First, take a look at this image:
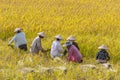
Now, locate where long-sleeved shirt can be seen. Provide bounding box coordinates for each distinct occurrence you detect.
[50,40,63,58]
[63,41,80,55]
[30,36,43,54]
[96,50,110,61]
[68,45,82,62]
[9,32,27,48]
[72,42,80,50]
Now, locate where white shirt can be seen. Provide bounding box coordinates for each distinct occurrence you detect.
[50,40,63,57]
[30,36,43,53]
[9,32,27,48]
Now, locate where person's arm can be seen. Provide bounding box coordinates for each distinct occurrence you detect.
[63,49,67,55]
[8,35,16,45]
[96,52,99,60]
[57,44,63,53]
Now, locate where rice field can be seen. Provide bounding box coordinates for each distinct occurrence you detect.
[0,0,120,80]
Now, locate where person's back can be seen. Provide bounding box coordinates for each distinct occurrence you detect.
[72,41,80,50]
[8,28,27,51]
[30,36,39,53]
[96,44,110,63]
[50,35,63,58]
[14,32,27,47]
[96,50,110,61]
[68,45,82,63]
[63,36,80,55]
[30,32,46,54]
[51,40,63,57]
[31,36,39,48]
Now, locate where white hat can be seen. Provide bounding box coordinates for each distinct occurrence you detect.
[98,44,108,50]
[14,28,22,32]
[67,35,76,41]
[55,35,62,40]
[37,32,45,37]
[63,41,72,47]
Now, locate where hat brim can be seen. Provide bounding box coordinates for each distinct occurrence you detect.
[67,39,75,41]
[14,30,21,32]
[37,34,45,37]
[55,37,62,40]
[98,47,108,50]
[14,28,22,32]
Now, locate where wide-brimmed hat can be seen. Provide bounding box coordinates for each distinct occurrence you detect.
[63,41,72,47]
[14,28,22,32]
[55,35,62,40]
[37,32,45,37]
[98,44,108,50]
[67,35,76,41]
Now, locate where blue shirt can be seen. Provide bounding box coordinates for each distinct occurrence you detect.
[9,32,27,48]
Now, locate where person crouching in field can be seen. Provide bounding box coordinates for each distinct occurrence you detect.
[50,35,64,58]
[64,42,83,63]
[30,32,46,54]
[63,35,80,55]
[8,28,27,51]
[96,44,110,63]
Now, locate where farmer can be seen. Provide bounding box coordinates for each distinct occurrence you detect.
[64,35,80,55]
[30,32,46,54]
[8,28,27,51]
[50,35,64,58]
[96,44,110,63]
[64,41,83,63]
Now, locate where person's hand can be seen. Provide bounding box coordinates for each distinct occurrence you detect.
[46,49,51,52]
[41,49,47,53]
[42,49,51,53]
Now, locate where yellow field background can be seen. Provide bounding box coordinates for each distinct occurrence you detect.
[0,0,120,79]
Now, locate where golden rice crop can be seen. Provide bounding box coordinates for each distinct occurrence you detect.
[0,0,120,79]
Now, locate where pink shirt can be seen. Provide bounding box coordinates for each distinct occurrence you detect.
[68,45,82,62]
